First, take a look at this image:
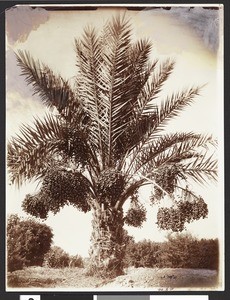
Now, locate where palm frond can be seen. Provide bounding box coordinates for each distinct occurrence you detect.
[16,50,82,122]
[73,18,177,168]
[154,86,202,135]
[8,114,70,185]
[137,58,175,115]
[96,15,134,166]
[115,112,158,162]
[116,61,184,169]
[7,114,65,185]
[75,27,107,163]
[154,134,213,167]
[180,153,218,184]
[130,133,214,177]
[133,132,200,172]
[127,40,158,114]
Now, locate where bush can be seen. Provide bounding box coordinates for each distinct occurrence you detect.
[124,233,219,270]
[190,238,219,269]
[44,246,70,268]
[159,233,219,270]
[69,254,84,268]
[125,239,160,268]
[7,214,53,272]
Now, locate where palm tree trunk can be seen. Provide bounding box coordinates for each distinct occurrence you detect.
[88,205,125,278]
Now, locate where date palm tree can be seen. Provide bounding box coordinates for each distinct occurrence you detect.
[7,15,217,277]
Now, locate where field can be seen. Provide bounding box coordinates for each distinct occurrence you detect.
[7,266,220,290]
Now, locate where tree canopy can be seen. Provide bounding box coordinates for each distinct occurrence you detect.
[7,214,53,272]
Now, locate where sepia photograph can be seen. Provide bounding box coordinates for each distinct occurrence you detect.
[5,4,224,291]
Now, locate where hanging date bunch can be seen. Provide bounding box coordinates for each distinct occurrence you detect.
[95,168,125,206]
[125,190,147,228]
[177,197,208,221]
[22,166,91,219]
[156,195,208,232]
[151,164,181,203]
[22,192,50,219]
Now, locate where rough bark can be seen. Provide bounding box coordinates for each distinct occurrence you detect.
[88,205,125,278]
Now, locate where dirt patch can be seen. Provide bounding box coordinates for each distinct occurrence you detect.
[7,266,220,290]
[7,266,105,289]
[101,267,219,290]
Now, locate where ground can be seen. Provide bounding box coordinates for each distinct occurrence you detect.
[7,266,220,290]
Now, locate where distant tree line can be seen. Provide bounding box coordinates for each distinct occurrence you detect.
[124,233,219,270]
[44,246,84,268]
[7,215,218,272]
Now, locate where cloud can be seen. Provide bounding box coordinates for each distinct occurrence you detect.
[6,6,49,45]
[145,7,221,52]
[6,48,33,98]
[171,7,220,52]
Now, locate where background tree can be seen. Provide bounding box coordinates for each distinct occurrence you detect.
[69,254,84,268]
[124,239,160,268]
[124,234,219,270]
[7,15,217,277]
[44,246,70,268]
[7,214,53,272]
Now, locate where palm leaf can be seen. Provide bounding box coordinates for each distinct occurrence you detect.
[132,132,200,172]
[75,27,107,164]
[124,86,203,171]
[153,134,213,167]
[16,50,82,122]
[126,39,158,115]
[100,15,133,166]
[130,133,215,178]
[137,58,175,116]
[180,153,218,184]
[115,112,158,162]
[8,114,71,185]
[154,86,202,135]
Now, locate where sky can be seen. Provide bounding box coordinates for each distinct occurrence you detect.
[5,5,224,258]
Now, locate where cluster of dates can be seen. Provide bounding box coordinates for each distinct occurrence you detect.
[156,197,208,232]
[22,167,91,219]
[125,190,147,228]
[95,168,125,206]
[151,165,181,204]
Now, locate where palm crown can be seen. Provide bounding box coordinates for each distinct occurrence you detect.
[7,15,217,231]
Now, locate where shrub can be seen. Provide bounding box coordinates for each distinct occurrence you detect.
[44,246,70,268]
[193,238,219,270]
[125,239,160,268]
[69,254,84,268]
[158,233,219,270]
[7,214,53,272]
[124,233,219,270]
